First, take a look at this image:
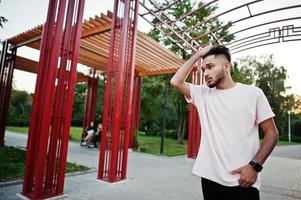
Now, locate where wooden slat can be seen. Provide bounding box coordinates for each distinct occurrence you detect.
[81,23,111,39]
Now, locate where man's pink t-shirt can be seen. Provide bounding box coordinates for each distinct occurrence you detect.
[185,82,275,190]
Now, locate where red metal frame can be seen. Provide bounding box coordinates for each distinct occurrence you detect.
[21,0,85,199]
[83,70,99,131]
[98,0,139,183]
[187,64,202,159]
[0,41,16,144]
[129,71,142,148]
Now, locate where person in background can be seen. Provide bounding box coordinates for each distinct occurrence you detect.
[84,121,97,146]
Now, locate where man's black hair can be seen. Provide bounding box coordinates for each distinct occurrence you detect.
[203,45,231,63]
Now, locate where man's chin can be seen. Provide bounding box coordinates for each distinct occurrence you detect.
[207,82,216,88]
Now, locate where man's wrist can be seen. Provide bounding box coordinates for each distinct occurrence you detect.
[248,161,263,172]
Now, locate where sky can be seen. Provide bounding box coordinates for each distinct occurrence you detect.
[0,0,301,95]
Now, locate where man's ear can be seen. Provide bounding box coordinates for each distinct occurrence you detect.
[224,62,231,72]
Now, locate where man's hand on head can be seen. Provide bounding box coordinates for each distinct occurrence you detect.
[197,44,213,58]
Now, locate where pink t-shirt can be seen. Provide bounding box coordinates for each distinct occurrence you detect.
[186,82,275,190]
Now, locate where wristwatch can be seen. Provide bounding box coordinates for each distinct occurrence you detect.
[249,161,263,172]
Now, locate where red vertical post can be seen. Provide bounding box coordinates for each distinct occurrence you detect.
[187,69,194,158]
[44,0,76,193]
[20,0,85,199]
[98,0,139,183]
[83,70,98,131]
[135,76,142,134]
[0,41,8,95]
[0,41,16,144]
[122,0,139,178]
[129,71,142,148]
[56,0,85,193]
[187,63,202,159]
[0,40,9,144]
[108,0,131,183]
[98,0,120,180]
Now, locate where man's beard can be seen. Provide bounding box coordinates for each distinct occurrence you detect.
[207,73,224,88]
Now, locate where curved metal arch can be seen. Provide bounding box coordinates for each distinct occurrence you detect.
[229,25,301,54]
[139,0,301,54]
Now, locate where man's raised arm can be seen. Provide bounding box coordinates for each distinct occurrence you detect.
[170,45,212,98]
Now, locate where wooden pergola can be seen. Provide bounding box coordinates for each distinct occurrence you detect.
[0,6,186,199]
[9,11,184,81]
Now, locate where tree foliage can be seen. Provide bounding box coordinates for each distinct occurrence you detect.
[8,90,32,126]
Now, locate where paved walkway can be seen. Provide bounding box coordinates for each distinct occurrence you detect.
[1,131,301,200]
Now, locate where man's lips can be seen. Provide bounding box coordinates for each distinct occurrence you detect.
[205,77,212,83]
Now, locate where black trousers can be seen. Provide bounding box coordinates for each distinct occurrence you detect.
[201,178,260,200]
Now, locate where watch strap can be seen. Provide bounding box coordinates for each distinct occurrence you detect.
[249,161,263,172]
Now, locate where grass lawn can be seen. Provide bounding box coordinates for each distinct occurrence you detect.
[69,127,83,142]
[6,126,28,134]
[6,126,83,142]
[136,134,187,157]
[0,145,89,182]
[277,140,301,145]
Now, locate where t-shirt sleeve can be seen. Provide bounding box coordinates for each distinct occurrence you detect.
[184,83,207,106]
[255,89,275,125]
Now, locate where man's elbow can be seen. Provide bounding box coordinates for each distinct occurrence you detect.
[270,129,279,146]
[274,130,279,144]
[170,77,182,88]
[170,77,177,88]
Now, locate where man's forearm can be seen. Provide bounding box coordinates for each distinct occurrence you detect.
[252,132,278,165]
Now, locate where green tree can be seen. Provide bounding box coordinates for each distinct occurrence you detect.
[95,75,105,122]
[231,61,254,84]
[140,75,165,135]
[72,83,87,126]
[237,55,297,137]
[8,90,32,126]
[146,0,233,143]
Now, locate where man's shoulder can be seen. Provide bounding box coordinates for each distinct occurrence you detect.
[236,83,264,98]
[237,82,261,92]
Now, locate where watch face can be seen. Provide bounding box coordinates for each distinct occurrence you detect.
[249,161,263,172]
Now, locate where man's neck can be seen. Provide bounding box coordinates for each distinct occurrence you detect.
[216,76,236,90]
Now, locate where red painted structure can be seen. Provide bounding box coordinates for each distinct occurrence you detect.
[187,64,202,159]
[129,70,142,148]
[98,0,139,183]
[0,40,16,144]
[21,0,85,199]
[83,70,99,130]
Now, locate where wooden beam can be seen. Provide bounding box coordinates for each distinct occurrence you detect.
[139,68,177,76]
[81,23,111,39]
[15,56,88,82]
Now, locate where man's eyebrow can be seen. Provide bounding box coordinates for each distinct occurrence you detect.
[204,62,214,66]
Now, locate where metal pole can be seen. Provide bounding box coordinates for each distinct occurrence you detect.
[288,110,291,143]
[160,74,168,154]
[57,0,85,193]
[98,0,120,180]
